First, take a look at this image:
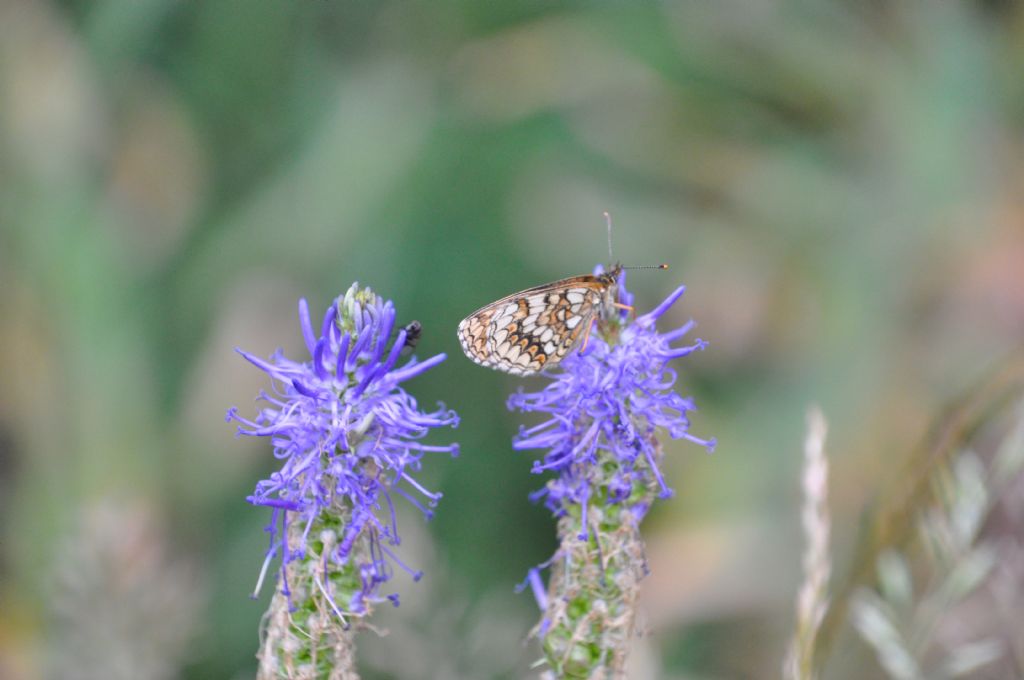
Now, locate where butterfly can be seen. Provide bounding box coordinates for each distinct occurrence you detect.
[457,264,665,376]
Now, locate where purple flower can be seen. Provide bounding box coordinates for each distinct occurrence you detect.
[227,283,459,615]
[507,269,715,530]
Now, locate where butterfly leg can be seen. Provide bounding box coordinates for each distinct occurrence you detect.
[579,317,595,354]
[613,302,635,319]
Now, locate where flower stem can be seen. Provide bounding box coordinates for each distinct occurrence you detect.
[257,492,371,680]
[538,444,658,678]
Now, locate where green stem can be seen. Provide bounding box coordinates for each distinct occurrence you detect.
[256,493,372,680]
[538,443,659,678]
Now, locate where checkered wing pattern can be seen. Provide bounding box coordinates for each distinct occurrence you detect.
[458,280,605,376]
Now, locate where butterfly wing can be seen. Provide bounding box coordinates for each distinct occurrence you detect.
[457,306,499,369]
[458,278,605,376]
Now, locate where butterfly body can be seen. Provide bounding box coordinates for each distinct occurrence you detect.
[457,266,622,376]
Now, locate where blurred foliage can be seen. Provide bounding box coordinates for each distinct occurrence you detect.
[848,397,1024,678]
[1,0,1023,678]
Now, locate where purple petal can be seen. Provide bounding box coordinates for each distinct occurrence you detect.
[636,284,686,325]
[387,353,446,384]
[298,299,317,357]
[320,302,337,343]
[335,332,351,377]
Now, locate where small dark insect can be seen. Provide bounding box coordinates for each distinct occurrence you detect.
[401,321,422,350]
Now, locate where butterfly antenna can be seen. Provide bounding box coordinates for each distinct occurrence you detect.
[604,212,669,272]
[604,211,614,261]
[622,264,670,271]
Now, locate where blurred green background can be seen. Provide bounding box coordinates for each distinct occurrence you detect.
[2,0,1023,678]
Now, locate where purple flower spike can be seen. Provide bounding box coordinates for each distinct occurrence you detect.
[228,283,458,616]
[508,270,713,523]
[507,266,713,674]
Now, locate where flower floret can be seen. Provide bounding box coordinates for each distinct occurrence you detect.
[228,283,458,614]
[507,273,715,520]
